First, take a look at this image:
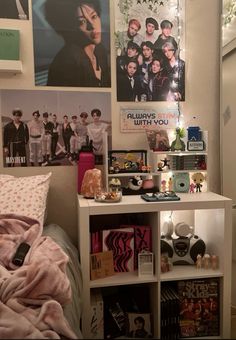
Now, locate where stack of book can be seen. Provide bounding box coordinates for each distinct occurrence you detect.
[90,225,152,273]
[161,285,180,340]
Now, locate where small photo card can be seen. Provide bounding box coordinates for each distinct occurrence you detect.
[127,313,152,338]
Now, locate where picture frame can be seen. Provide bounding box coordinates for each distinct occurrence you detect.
[146,129,170,151]
[108,150,147,174]
[127,313,152,339]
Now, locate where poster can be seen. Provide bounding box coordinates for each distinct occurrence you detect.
[32,0,111,88]
[1,90,111,167]
[115,0,185,102]
[121,107,179,131]
[0,0,29,20]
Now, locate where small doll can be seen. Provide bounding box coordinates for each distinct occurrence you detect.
[189,183,195,193]
[161,179,167,192]
[157,162,163,171]
[203,253,210,269]
[211,255,219,270]
[196,254,202,269]
[168,177,173,192]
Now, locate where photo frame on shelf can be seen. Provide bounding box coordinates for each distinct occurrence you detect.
[108,150,147,174]
[127,313,152,339]
[146,129,170,151]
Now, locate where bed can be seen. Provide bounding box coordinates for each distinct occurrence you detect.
[43,223,83,339]
[0,173,83,339]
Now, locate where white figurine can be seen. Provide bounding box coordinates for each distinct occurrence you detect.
[203,253,210,269]
[196,254,202,269]
[168,177,173,192]
[211,255,219,270]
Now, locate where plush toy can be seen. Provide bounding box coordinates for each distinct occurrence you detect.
[109,178,121,192]
[128,175,143,191]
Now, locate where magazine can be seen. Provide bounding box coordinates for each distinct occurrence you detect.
[178,278,220,337]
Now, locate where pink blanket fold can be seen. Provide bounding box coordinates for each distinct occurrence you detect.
[0,213,78,339]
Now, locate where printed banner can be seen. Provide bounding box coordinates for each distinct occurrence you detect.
[121,108,179,131]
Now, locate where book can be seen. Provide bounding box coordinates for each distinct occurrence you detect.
[103,295,127,339]
[103,228,134,272]
[161,285,180,340]
[91,231,102,254]
[0,29,20,61]
[177,278,220,337]
[89,289,104,339]
[90,251,115,280]
[121,225,152,270]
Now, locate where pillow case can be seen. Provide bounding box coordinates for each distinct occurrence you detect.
[0,173,51,227]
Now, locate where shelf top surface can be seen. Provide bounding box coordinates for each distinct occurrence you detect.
[78,192,232,214]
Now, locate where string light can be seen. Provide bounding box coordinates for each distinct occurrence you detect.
[175,0,182,126]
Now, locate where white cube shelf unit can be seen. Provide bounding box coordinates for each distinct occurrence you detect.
[77,191,232,339]
[104,131,208,194]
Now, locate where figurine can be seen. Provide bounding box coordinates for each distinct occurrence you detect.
[128,175,143,191]
[189,183,195,193]
[203,253,210,269]
[171,127,186,151]
[109,178,121,192]
[211,255,219,270]
[196,254,202,269]
[161,157,170,170]
[114,161,120,173]
[157,162,163,171]
[168,177,173,192]
[192,172,206,193]
[161,179,167,192]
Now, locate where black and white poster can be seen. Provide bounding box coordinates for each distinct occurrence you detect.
[115,0,185,102]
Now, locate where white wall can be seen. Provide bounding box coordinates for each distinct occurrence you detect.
[222,40,236,307]
[0,0,222,245]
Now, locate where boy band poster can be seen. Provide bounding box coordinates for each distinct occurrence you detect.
[32,0,111,88]
[1,90,111,168]
[115,0,185,102]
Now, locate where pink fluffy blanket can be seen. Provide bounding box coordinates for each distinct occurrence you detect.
[0,214,78,339]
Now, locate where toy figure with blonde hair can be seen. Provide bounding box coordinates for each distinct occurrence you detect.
[192,172,205,193]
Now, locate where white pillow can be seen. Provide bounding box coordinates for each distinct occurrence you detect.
[0,173,51,227]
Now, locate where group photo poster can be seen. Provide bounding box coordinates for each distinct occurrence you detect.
[1,90,111,168]
[0,0,29,20]
[32,0,111,88]
[115,0,185,102]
